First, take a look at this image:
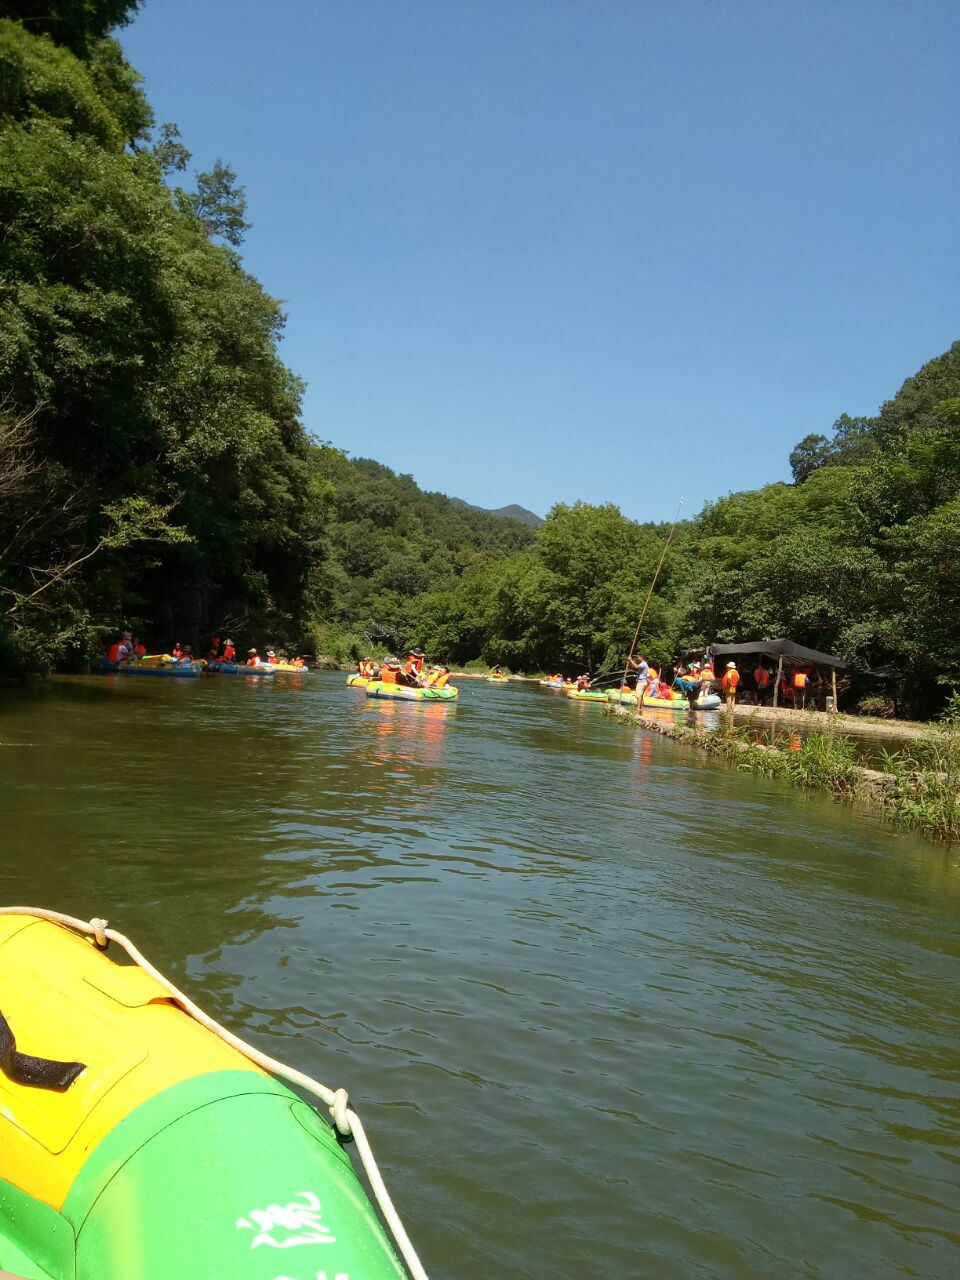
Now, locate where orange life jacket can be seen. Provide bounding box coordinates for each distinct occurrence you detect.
[722,670,740,690]
[172,645,182,658]
[754,668,769,687]
[433,671,449,688]
[106,642,121,663]
[246,656,258,666]
[268,654,277,665]
[793,671,808,689]
[381,667,399,684]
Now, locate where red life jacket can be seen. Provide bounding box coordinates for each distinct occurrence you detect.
[222,645,235,662]
[755,668,769,687]
[106,642,121,663]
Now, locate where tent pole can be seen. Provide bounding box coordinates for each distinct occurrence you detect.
[831,667,837,713]
[774,654,783,708]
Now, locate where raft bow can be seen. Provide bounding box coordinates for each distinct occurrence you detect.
[0,909,426,1280]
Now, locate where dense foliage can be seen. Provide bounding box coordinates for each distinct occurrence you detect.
[0,3,957,717]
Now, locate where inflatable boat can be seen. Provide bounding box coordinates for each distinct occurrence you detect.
[97,659,200,678]
[365,681,458,702]
[564,687,607,702]
[0,909,419,1280]
[206,660,275,677]
[347,674,369,687]
[605,688,722,711]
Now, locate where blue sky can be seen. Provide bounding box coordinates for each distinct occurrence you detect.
[121,0,959,522]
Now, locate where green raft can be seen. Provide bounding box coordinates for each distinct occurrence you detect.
[0,910,417,1280]
[365,680,458,701]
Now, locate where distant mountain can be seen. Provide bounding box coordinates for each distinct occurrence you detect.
[452,498,543,527]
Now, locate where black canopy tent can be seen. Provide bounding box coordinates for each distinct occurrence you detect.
[709,638,847,708]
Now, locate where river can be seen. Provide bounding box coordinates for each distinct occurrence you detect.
[2,673,959,1279]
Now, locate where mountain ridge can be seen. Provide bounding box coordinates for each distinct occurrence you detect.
[451,498,543,527]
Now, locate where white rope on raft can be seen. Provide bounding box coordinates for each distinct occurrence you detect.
[0,906,428,1280]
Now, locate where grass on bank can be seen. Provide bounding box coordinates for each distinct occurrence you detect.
[616,706,960,842]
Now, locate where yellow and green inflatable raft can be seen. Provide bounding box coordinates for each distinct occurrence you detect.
[0,911,410,1280]
[365,680,457,701]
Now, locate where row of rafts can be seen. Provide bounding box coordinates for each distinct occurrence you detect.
[97,655,307,678]
[347,673,720,710]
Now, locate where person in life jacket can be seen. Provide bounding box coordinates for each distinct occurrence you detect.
[793,667,812,709]
[133,638,146,659]
[428,666,451,689]
[575,672,591,691]
[246,648,260,666]
[699,660,715,690]
[222,639,236,662]
[171,643,183,660]
[266,649,278,665]
[380,657,402,685]
[180,644,194,665]
[208,636,222,661]
[104,636,123,664]
[404,648,425,679]
[722,662,741,707]
[753,662,771,704]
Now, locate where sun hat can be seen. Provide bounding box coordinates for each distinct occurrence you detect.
[726,661,736,668]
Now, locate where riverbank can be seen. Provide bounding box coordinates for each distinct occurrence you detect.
[725,702,940,741]
[604,702,960,841]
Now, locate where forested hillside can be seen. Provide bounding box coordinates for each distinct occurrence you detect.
[0,3,957,717]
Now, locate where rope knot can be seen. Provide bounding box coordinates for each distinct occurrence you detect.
[331,1087,352,1137]
[90,917,108,949]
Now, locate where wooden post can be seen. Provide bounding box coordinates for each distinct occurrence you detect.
[774,654,783,708]
[831,667,837,713]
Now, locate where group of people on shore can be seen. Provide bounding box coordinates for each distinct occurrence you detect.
[356,647,452,689]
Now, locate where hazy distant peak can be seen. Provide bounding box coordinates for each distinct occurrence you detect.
[452,498,543,526]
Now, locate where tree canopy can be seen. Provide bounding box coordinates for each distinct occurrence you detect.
[0,4,957,717]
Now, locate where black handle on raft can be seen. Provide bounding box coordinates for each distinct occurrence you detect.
[0,1010,85,1090]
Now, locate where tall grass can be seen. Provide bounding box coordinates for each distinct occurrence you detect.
[880,729,960,841]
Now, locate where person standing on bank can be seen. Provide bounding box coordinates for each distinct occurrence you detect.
[722,661,741,709]
[754,662,771,705]
[793,667,812,710]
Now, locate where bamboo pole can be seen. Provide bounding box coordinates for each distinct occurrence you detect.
[773,653,783,708]
[619,500,684,701]
[831,667,837,713]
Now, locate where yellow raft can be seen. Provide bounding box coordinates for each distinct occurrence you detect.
[0,910,417,1280]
